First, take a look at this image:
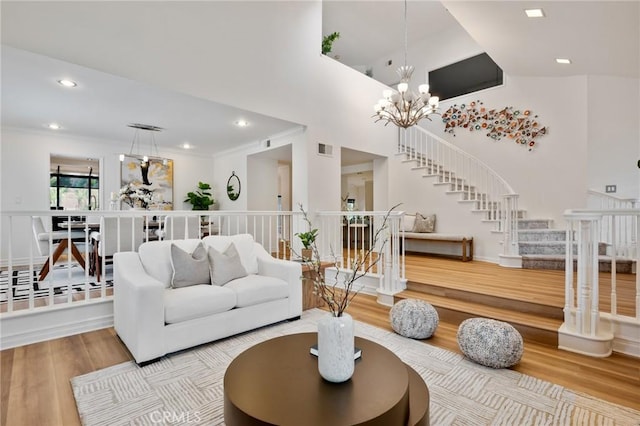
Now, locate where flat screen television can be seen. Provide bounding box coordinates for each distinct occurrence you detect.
[428,53,503,101]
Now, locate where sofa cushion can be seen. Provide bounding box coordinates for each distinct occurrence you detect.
[164,284,237,324]
[412,213,436,233]
[171,242,211,288]
[139,239,202,288]
[224,274,289,308]
[208,243,248,286]
[203,234,258,274]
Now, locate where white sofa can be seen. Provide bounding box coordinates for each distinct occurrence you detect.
[113,234,302,363]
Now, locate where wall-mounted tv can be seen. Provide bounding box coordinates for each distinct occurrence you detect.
[428,53,503,101]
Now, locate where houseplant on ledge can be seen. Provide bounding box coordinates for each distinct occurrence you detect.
[298,204,398,383]
[295,228,318,261]
[184,181,215,210]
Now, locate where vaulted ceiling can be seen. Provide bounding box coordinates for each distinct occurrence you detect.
[2,1,638,158]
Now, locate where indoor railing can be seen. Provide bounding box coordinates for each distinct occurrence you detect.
[0,210,406,316]
[398,126,520,257]
[562,208,640,357]
[587,190,640,257]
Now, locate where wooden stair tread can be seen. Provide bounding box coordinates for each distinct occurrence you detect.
[397,289,562,331]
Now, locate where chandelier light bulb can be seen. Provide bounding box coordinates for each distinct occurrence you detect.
[119,154,125,162]
[143,155,149,163]
[372,0,439,128]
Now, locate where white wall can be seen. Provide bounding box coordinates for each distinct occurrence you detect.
[2,1,639,262]
[0,127,213,258]
[587,76,640,199]
[247,156,279,211]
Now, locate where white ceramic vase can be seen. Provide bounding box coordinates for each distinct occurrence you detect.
[317,313,355,383]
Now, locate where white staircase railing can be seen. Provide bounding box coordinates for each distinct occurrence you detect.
[587,190,640,258]
[398,126,520,258]
[561,209,640,358]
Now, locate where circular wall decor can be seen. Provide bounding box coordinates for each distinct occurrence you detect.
[227,171,241,201]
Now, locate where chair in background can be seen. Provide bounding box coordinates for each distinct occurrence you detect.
[91,216,144,281]
[32,216,88,281]
[155,215,201,240]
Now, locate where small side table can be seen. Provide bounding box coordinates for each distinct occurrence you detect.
[301,262,331,310]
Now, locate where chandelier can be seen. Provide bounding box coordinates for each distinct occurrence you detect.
[373,0,440,128]
[119,123,168,166]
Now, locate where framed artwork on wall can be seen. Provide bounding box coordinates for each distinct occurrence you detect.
[120,156,174,210]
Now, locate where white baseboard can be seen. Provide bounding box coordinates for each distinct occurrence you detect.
[0,299,114,350]
[499,254,523,268]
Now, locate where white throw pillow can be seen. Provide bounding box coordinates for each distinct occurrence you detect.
[402,214,416,232]
[170,242,211,288]
[208,243,248,286]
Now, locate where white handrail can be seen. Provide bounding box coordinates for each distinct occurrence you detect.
[398,126,519,255]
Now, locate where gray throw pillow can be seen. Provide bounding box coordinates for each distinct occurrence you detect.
[412,213,436,233]
[170,242,211,288]
[208,242,248,286]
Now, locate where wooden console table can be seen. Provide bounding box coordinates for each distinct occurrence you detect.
[301,262,331,310]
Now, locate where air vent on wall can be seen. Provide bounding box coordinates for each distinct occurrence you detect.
[317,142,333,157]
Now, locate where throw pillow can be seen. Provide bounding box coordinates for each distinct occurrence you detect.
[402,214,416,232]
[208,242,248,286]
[412,213,436,233]
[170,242,211,288]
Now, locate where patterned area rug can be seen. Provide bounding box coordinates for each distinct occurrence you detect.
[0,265,112,302]
[71,309,639,426]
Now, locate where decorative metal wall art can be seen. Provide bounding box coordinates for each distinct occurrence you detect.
[441,100,547,151]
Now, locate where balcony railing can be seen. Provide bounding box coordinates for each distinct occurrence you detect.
[0,210,406,320]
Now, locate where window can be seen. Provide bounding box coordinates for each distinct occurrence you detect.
[50,155,100,210]
[428,53,504,101]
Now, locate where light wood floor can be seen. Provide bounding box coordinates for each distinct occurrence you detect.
[1,258,639,426]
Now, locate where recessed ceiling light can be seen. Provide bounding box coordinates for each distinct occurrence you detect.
[556,58,572,64]
[235,120,249,127]
[48,123,61,130]
[57,79,77,87]
[525,8,545,18]
[182,143,191,149]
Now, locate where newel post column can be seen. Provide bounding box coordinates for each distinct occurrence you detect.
[559,210,613,357]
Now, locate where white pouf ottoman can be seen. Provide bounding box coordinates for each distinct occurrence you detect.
[390,299,439,339]
[457,318,523,368]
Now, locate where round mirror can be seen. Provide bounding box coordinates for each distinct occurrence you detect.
[227,171,241,201]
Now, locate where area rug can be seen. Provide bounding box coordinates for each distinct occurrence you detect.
[71,309,640,426]
[0,265,112,303]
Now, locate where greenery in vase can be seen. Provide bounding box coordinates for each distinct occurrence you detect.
[295,228,318,249]
[184,181,215,210]
[298,203,399,317]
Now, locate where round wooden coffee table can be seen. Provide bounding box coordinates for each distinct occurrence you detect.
[224,332,429,425]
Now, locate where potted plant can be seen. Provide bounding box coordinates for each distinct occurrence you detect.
[322,31,340,55]
[184,181,215,210]
[295,228,318,261]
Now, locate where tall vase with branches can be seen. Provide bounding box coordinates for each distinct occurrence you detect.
[298,204,399,383]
